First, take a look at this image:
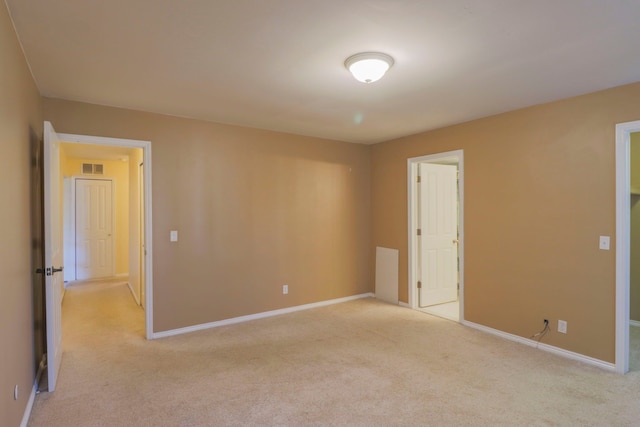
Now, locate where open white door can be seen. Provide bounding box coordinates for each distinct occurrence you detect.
[418,163,458,307]
[44,121,64,391]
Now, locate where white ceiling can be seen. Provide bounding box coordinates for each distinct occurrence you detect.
[7,1,640,144]
[61,142,136,162]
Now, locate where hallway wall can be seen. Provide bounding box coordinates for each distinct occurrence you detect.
[0,2,43,425]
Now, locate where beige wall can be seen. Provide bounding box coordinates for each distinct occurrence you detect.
[631,133,640,322]
[0,2,43,425]
[371,82,640,363]
[43,98,372,332]
[60,155,130,276]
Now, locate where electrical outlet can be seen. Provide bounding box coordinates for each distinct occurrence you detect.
[558,320,567,334]
[282,284,288,295]
[599,236,610,250]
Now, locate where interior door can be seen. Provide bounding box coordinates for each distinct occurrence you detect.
[75,179,113,280]
[43,121,64,391]
[419,163,458,307]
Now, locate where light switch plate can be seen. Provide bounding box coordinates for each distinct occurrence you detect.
[599,236,610,250]
[170,230,178,242]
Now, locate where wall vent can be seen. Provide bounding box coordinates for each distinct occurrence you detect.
[81,163,104,175]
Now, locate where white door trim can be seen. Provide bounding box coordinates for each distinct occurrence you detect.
[407,150,464,320]
[57,132,154,339]
[139,162,145,309]
[615,120,639,374]
[73,177,116,280]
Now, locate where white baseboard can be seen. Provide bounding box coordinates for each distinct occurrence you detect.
[127,281,140,305]
[20,382,37,427]
[462,320,616,372]
[153,293,375,339]
[630,320,640,328]
[374,296,409,308]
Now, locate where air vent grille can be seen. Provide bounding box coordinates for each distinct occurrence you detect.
[81,163,104,175]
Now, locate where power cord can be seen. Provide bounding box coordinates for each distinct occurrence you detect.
[530,319,550,346]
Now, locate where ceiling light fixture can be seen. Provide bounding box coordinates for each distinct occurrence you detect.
[345,52,394,83]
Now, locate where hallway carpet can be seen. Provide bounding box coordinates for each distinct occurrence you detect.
[28,281,640,426]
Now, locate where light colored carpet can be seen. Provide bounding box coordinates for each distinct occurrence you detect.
[28,281,640,426]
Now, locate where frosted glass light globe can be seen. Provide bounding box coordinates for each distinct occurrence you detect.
[345,52,394,83]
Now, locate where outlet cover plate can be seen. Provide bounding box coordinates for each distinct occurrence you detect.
[558,320,567,334]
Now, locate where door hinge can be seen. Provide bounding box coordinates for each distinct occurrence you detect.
[417,281,422,289]
[417,229,422,236]
[417,175,421,183]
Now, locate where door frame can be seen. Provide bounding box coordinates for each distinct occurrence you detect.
[615,120,639,374]
[72,177,116,280]
[57,131,154,339]
[139,162,145,309]
[407,150,464,319]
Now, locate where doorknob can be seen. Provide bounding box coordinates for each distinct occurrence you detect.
[41,266,63,276]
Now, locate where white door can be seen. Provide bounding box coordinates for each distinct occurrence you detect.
[419,163,458,307]
[44,121,64,391]
[75,179,114,280]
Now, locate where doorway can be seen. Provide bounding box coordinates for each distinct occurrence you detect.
[408,150,464,322]
[615,120,640,374]
[50,127,154,339]
[62,151,134,287]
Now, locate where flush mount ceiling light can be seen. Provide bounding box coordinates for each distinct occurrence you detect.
[345,52,394,83]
